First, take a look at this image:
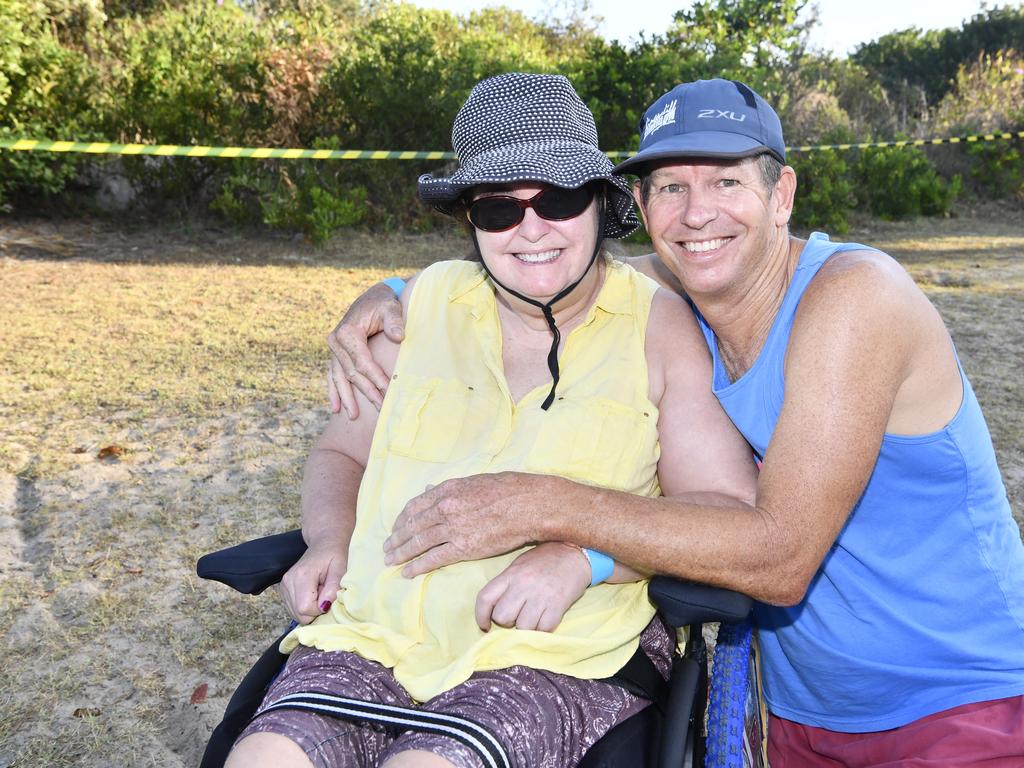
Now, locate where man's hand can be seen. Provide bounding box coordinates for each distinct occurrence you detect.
[327,282,406,419]
[383,472,561,577]
[475,543,591,632]
[278,540,348,625]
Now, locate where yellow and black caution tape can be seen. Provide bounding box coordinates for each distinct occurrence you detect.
[1,131,1022,160]
[787,131,1024,153]
[0,139,455,160]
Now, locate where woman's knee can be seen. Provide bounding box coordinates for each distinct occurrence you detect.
[226,731,314,768]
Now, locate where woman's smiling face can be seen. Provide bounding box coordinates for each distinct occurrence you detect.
[470,183,601,304]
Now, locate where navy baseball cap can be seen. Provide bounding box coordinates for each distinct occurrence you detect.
[614,79,786,175]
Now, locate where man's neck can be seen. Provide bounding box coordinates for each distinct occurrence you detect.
[696,235,804,382]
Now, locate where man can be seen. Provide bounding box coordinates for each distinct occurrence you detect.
[321,79,1024,765]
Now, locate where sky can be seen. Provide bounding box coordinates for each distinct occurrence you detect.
[404,0,1003,56]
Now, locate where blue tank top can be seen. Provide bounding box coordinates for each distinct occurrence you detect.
[693,232,1024,731]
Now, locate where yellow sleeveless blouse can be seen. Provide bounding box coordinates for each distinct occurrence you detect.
[284,258,662,702]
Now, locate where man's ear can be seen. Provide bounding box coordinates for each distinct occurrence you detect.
[632,180,650,230]
[773,165,797,227]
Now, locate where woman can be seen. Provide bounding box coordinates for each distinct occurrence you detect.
[226,73,756,768]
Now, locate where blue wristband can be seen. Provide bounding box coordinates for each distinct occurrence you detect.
[381,277,406,297]
[583,548,615,586]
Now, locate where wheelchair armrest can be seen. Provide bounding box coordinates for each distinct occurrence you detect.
[196,529,308,595]
[648,575,753,628]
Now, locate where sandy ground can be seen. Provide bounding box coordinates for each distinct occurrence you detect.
[0,208,1021,767]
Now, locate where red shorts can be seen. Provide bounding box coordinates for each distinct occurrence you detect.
[767,695,1024,767]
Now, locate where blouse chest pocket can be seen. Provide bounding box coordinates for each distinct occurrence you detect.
[522,397,659,493]
[383,377,502,464]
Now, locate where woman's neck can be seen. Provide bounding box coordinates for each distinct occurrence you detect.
[493,258,606,337]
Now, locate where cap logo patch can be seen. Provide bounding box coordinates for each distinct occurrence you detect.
[697,108,746,122]
[642,99,678,140]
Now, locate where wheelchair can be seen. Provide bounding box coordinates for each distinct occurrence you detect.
[197,529,755,768]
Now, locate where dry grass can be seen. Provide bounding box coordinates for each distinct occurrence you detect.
[0,224,461,428]
[0,211,1021,767]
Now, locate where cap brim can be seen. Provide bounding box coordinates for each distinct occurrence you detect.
[613,131,783,175]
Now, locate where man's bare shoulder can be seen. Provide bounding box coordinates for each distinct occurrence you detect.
[620,252,686,295]
[810,247,913,291]
[799,247,921,327]
[798,244,961,434]
[787,246,925,398]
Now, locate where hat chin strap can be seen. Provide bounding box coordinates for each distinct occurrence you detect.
[473,197,607,411]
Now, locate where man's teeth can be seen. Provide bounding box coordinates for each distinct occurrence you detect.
[682,238,730,253]
[514,250,560,263]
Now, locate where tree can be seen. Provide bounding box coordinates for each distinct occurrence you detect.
[665,0,812,106]
[852,3,1024,121]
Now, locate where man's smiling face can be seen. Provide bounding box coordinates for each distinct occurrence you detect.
[634,157,793,301]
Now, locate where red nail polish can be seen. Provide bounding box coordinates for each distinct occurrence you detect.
[319,600,332,612]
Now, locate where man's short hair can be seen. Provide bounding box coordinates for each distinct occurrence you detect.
[637,153,784,205]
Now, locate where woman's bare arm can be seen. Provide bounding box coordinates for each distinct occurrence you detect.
[283,285,408,622]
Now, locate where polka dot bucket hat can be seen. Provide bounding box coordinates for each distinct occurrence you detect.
[418,73,640,239]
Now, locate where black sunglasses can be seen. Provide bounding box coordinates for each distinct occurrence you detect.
[466,185,595,232]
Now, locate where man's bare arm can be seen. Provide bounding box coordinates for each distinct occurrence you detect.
[327,280,409,419]
[384,257,923,605]
[574,286,758,585]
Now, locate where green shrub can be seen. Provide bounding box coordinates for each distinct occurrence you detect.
[852,6,1024,107]
[1,0,1013,229]
[0,127,84,209]
[566,37,692,154]
[932,50,1024,201]
[304,185,367,244]
[254,176,367,245]
[0,1,28,111]
[782,90,852,145]
[0,0,106,207]
[789,147,857,234]
[106,4,270,144]
[212,139,367,244]
[787,54,898,140]
[966,139,1024,200]
[933,50,1024,135]
[102,2,271,209]
[854,146,961,219]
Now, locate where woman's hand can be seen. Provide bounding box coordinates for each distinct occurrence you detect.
[327,282,407,419]
[278,540,348,625]
[475,543,591,632]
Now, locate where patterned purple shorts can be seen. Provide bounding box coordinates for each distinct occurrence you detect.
[238,619,672,768]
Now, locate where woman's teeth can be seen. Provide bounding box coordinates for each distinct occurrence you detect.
[514,249,560,264]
